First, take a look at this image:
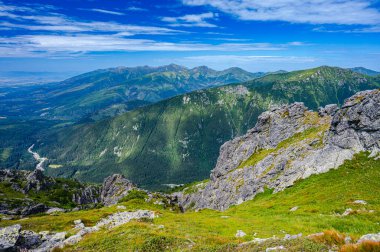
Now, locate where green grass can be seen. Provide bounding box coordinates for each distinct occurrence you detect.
[0,152,379,251]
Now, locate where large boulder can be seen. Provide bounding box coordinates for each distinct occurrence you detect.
[0,224,21,251]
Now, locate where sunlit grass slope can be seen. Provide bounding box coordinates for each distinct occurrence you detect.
[1,152,379,251]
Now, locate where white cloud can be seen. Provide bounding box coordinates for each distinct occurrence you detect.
[314,25,380,33]
[0,34,304,57]
[82,8,125,16]
[162,12,218,27]
[182,55,316,63]
[126,7,147,12]
[0,2,183,35]
[183,0,380,26]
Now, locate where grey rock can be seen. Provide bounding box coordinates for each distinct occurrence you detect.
[178,89,380,211]
[18,230,41,249]
[95,210,155,229]
[289,206,298,212]
[318,104,338,117]
[24,169,53,193]
[46,210,155,250]
[74,220,85,229]
[235,230,246,238]
[63,234,82,246]
[21,203,47,216]
[358,233,380,243]
[353,200,367,205]
[46,207,65,214]
[0,224,21,250]
[266,246,285,251]
[100,174,136,206]
[72,185,101,205]
[32,232,66,252]
[284,233,302,240]
[342,208,353,216]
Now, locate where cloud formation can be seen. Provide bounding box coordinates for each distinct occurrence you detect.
[0,34,302,57]
[81,8,125,16]
[162,12,218,27]
[183,0,380,26]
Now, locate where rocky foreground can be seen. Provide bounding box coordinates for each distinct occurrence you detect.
[177,89,380,210]
[0,169,176,217]
[0,210,155,251]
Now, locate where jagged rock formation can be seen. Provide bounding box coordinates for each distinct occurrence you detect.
[72,185,101,205]
[178,89,380,211]
[100,174,136,206]
[0,169,136,216]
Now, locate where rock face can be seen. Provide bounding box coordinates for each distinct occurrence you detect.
[24,169,54,193]
[178,89,380,211]
[100,174,136,206]
[72,185,101,205]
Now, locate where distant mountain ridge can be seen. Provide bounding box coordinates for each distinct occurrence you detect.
[32,66,380,189]
[0,64,260,120]
[350,67,380,76]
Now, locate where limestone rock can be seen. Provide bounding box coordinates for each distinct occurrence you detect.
[46,207,65,214]
[24,169,53,193]
[95,210,155,229]
[358,233,380,243]
[100,174,136,206]
[72,185,101,205]
[178,89,380,211]
[19,230,41,249]
[353,200,367,205]
[266,246,285,251]
[235,230,247,238]
[289,206,298,212]
[0,224,21,250]
[21,203,47,216]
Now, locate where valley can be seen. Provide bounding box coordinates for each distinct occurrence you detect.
[1,1,380,250]
[0,65,379,251]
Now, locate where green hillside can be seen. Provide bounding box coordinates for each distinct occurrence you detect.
[35,66,380,189]
[1,153,379,251]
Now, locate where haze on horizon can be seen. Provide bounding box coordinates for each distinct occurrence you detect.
[0,0,380,77]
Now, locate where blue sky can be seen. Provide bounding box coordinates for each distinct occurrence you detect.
[0,0,380,76]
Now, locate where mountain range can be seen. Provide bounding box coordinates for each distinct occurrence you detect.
[29,66,380,190]
[0,64,260,121]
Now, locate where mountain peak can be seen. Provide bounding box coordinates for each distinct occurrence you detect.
[160,64,188,72]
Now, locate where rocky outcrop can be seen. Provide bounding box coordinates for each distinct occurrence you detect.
[73,174,136,206]
[0,210,155,251]
[72,185,101,205]
[0,169,137,216]
[178,89,380,211]
[23,169,54,193]
[100,174,136,206]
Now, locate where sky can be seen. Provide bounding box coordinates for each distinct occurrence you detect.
[0,0,380,78]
